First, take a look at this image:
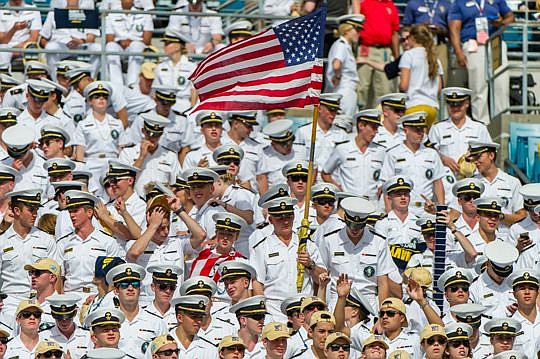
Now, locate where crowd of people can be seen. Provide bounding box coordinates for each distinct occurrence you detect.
[0,0,535,358]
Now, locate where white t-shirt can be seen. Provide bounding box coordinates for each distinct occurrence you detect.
[399,47,443,108]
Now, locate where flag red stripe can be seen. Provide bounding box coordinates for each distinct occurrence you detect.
[194,96,320,112]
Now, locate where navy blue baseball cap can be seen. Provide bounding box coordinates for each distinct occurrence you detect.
[95,256,125,283]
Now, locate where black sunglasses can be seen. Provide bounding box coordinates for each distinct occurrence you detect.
[224,345,245,352]
[41,351,63,358]
[219,159,240,166]
[156,348,180,356]
[20,311,42,319]
[459,194,479,202]
[329,343,351,352]
[0,337,8,344]
[29,269,48,277]
[117,281,141,289]
[247,313,265,321]
[289,175,308,182]
[379,310,398,318]
[157,283,177,291]
[158,99,176,106]
[315,198,335,206]
[427,337,447,345]
[450,340,469,348]
[305,304,326,312]
[448,284,469,293]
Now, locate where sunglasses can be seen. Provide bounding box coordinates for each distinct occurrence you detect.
[379,310,398,318]
[20,311,42,319]
[29,269,48,277]
[305,304,326,312]
[0,337,8,344]
[247,313,265,321]
[117,281,141,289]
[156,348,180,356]
[219,159,241,166]
[224,346,245,352]
[329,343,351,352]
[40,351,63,358]
[450,340,469,348]
[157,283,177,291]
[346,221,366,231]
[427,337,447,345]
[315,198,335,206]
[448,284,469,293]
[289,175,308,182]
[459,194,479,202]
[158,99,175,106]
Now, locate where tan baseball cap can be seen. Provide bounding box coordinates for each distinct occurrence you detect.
[325,332,352,348]
[362,334,389,350]
[300,296,326,312]
[262,322,290,340]
[309,311,336,328]
[24,258,61,277]
[420,324,447,341]
[16,299,43,316]
[140,62,157,80]
[388,349,411,359]
[35,339,63,355]
[218,336,247,351]
[150,334,177,354]
[380,297,408,326]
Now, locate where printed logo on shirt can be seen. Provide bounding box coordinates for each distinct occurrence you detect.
[425,169,433,179]
[364,265,375,277]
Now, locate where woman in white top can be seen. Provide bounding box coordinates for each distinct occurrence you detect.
[399,24,443,127]
[72,81,125,181]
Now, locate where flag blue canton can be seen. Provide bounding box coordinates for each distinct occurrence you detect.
[274,8,325,67]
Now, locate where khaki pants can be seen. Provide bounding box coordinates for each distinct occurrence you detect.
[357,46,395,108]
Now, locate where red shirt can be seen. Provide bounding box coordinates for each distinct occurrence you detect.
[360,0,400,46]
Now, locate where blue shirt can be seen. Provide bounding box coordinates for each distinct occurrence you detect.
[402,0,452,29]
[448,0,512,42]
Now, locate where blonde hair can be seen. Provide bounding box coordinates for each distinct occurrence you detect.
[410,24,438,80]
[338,23,354,37]
[37,214,57,235]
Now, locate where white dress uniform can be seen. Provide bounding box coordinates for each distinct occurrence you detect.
[381,143,446,215]
[469,273,515,319]
[17,109,64,141]
[449,230,506,268]
[132,235,196,303]
[374,211,422,245]
[118,307,168,358]
[58,229,123,294]
[474,169,523,235]
[312,215,345,246]
[118,145,181,196]
[221,184,257,257]
[249,232,325,321]
[72,112,124,179]
[4,334,41,359]
[63,88,87,122]
[188,202,225,240]
[221,132,263,186]
[0,225,58,299]
[256,144,304,189]
[296,123,349,174]
[106,192,146,236]
[323,140,385,199]
[318,226,396,311]
[2,151,48,193]
[0,3,42,65]
[143,301,177,331]
[384,330,422,359]
[105,8,153,87]
[40,324,90,358]
[169,329,219,359]
[39,11,101,77]
[508,216,540,270]
[168,4,223,54]
[350,321,372,353]
[183,143,219,170]
[2,83,28,110]
[243,341,266,359]
[198,316,237,347]
[325,37,359,116]
[373,121,405,148]
[428,116,492,162]
[154,57,197,113]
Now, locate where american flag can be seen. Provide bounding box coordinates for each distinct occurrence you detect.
[189,7,326,112]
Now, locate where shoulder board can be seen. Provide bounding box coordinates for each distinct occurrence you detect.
[121,143,136,148]
[9,88,23,95]
[215,317,234,326]
[262,144,271,150]
[471,276,480,283]
[385,143,400,152]
[0,321,12,331]
[46,111,60,120]
[369,229,387,240]
[137,108,152,115]
[106,198,115,205]
[290,349,309,358]
[172,110,187,117]
[471,118,484,123]
[239,184,256,194]
[99,230,115,238]
[189,146,201,152]
[57,231,74,242]
[298,122,310,128]
[256,222,269,229]
[335,140,350,146]
[198,335,218,348]
[35,227,50,235]
[42,198,54,206]
[139,196,146,202]
[404,297,413,304]
[160,145,175,153]
[338,217,346,223]
[514,216,527,224]
[143,308,164,319]
[323,228,341,237]
[134,6,144,9]
[253,237,267,249]
[371,141,386,148]
[78,325,90,331]
[424,139,436,149]
[62,110,72,119]
[247,136,260,144]
[36,152,47,161]
[211,306,227,315]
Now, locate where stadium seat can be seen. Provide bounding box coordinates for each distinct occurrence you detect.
[527,136,540,181]
[508,122,540,173]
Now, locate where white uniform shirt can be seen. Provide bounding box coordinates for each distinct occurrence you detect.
[508,216,540,270]
[119,306,168,358]
[183,143,219,170]
[0,225,58,296]
[72,112,124,157]
[373,122,404,148]
[40,324,90,358]
[105,10,153,41]
[0,4,42,46]
[326,36,358,86]
[17,109,64,142]
[221,184,257,257]
[284,326,309,358]
[249,232,325,320]
[169,329,219,359]
[58,228,122,293]
[295,123,349,174]
[118,144,181,196]
[256,144,305,189]
[428,116,492,162]
[323,140,385,199]
[513,307,540,359]
[143,301,177,331]
[168,5,223,53]
[318,227,396,310]
[384,330,422,359]
[4,334,39,359]
[469,271,515,319]
[222,132,263,186]
[40,10,99,42]
[312,215,345,246]
[198,315,237,347]
[63,88,87,121]
[374,211,422,245]
[188,201,225,240]
[106,192,146,233]
[154,57,196,112]
[3,151,48,193]
[381,142,446,206]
